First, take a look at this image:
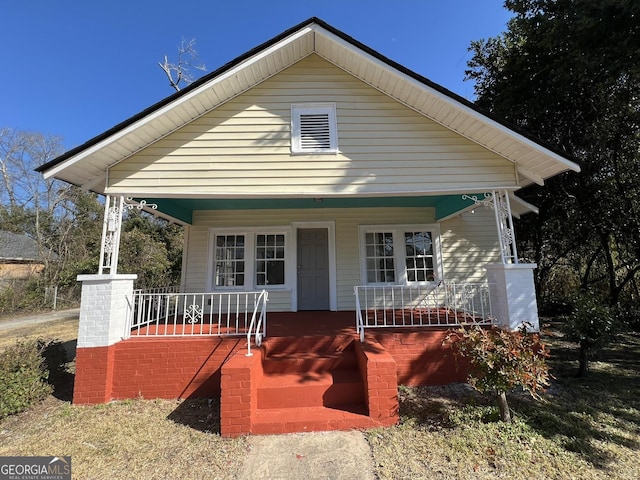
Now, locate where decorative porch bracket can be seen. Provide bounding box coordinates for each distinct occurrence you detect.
[98,195,124,275]
[462,190,518,264]
[462,191,539,331]
[98,195,158,275]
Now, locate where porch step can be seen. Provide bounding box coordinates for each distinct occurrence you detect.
[254,334,368,433]
[257,370,365,409]
[261,335,358,374]
[252,405,382,435]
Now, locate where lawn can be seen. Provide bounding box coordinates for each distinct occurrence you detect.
[0,317,638,479]
[366,328,640,479]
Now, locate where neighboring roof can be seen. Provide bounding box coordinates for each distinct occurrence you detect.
[37,17,580,192]
[0,231,42,262]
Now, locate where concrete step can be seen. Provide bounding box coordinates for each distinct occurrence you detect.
[257,370,365,409]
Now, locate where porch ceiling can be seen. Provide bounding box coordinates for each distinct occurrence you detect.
[140,194,480,225]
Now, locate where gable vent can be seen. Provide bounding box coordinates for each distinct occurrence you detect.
[299,114,331,149]
[291,103,338,154]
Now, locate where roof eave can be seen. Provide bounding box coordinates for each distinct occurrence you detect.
[37,17,580,187]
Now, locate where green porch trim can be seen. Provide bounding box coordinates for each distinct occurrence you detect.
[140,194,481,225]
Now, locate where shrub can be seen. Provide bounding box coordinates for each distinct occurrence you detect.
[560,293,620,377]
[445,323,550,422]
[0,339,60,419]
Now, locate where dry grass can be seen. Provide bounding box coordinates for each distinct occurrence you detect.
[0,316,247,479]
[0,396,247,479]
[366,330,640,480]
[0,317,79,349]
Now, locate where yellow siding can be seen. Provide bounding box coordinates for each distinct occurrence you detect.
[184,206,496,311]
[440,208,501,282]
[108,55,516,195]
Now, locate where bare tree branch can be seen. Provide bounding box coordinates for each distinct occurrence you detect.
[158,37,207,91]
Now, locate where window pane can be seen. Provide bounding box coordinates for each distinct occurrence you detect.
[214,234,245,287]
[267,261,285,285]
[365,231,395,284]
[255,234,285,286]
[404,231,434,283]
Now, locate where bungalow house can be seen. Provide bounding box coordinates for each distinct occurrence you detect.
[37,18,579,437]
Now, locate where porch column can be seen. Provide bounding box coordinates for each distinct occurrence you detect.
[73,273,137,404]
[464,190,540,331]
[484,263,539,331]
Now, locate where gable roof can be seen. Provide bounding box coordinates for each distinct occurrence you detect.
[0,231,42,262]
[37,17,579,193]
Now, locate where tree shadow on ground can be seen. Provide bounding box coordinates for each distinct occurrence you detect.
[398,383,492,430]
[515,331,640,470]
[167,397,222,435]
[398,330,639,472]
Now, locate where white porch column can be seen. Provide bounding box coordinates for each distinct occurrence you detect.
[76,274,138,347]
[484,263,539,331]
[73,273,137,404]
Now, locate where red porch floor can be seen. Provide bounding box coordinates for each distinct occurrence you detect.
[131,309,481,337]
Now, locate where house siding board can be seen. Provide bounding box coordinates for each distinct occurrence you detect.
[184,206,478,312]
[107,55,516,195]
[440,208,500,282]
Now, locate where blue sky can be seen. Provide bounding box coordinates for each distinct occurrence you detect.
[1,0,512,151]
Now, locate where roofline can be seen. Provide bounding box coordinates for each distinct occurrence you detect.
[36,16,579,175]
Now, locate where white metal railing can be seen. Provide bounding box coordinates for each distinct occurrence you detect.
[354,281,493,341]
[245,290,269,356]
[125,289,269,341]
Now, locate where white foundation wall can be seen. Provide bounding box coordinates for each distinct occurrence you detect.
[184,207,500,311]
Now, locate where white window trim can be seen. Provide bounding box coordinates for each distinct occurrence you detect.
[291,103,339,154]
[207,226,293,291]
[358,224,442,286]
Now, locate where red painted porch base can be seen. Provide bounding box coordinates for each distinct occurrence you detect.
[72,323,467,437]
[72,331,465,404]
[73,346,115,404]
[374,328,468,385]
[73,338,245,405]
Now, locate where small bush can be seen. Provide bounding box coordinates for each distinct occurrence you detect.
[445,324,550,422]
[0,339,59,419]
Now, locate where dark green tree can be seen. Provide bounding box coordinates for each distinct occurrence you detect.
[466,0,640,315]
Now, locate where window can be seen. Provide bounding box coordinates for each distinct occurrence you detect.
[214,235,245,287]
[404,231,435,282]
[365,232,395,283]
[256,234,285,286]
[360,226,440,285]
[291,104,338,154]
[210,229,289,290]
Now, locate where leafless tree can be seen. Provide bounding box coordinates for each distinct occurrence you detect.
[0,128,83,282]
[158,38,207,91]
